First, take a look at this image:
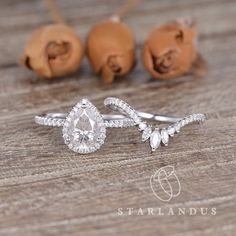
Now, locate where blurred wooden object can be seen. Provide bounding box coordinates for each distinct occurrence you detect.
[0,0,235,235]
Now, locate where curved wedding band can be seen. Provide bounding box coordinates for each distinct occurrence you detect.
[35,97,206,154]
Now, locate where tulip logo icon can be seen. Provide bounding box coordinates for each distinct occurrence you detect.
[150,165,181,202]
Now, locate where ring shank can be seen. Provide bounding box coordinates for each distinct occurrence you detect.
[137,111,181,123]
[45,112,182,122]
[35,111,183,128]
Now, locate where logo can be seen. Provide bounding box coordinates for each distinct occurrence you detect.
[117,165,217,216]
[150,165,181,202]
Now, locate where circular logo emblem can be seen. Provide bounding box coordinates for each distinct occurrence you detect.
[150,165,181,202]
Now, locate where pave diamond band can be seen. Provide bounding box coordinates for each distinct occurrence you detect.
[34,97,206,154]
[35,113,135,128]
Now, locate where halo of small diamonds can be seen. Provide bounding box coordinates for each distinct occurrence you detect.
[62,99,106,154]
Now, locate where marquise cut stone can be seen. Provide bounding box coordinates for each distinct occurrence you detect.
[150,129,161,151]
[161,129,169,146]
[63,99,106,154]
[142,126,152,142]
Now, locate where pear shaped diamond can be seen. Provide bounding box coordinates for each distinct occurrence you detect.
[63,99,106,154]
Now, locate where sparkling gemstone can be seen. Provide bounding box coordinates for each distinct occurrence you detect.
[63,99,106,154]
[161,129,169,146]
[167,126,175,137]
[142,126,152,142]
[150,129,161,151]
[175,123,181,133]
[139,122,147,131]
[180,119,186,127]
[189,115,194,123]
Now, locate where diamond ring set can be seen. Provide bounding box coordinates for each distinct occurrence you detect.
[35,97,206,154]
